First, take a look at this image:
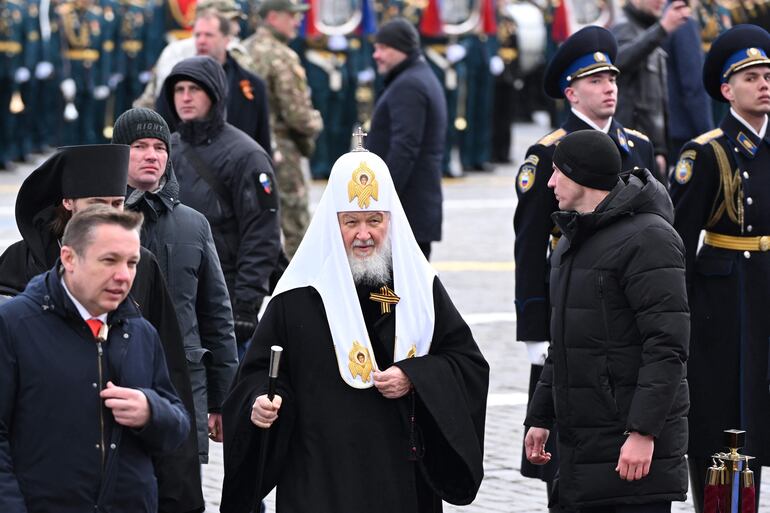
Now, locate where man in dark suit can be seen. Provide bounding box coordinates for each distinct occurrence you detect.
[366,18,448,260]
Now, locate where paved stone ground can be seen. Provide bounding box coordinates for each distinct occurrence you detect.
[4,121,769,512]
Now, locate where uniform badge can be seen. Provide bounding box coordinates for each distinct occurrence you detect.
[348,341,373,383]
[517,164,536,193]
[239,79,254,101]
[594,52,605,63]
[616,128,629,153]
[675,150,696,184]
[348,162,378,208]
[258,172,272,194]
[737,131,758,156]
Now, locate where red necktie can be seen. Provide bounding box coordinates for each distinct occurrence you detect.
[86,318,103,339]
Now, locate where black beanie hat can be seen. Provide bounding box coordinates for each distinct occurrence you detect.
[375,18,420,55]
[112,107,171,151]
[553,130,621,191]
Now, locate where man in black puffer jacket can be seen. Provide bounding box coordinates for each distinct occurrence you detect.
[163,56,283,359]
[113,107,238,466]
[524,130,690,513]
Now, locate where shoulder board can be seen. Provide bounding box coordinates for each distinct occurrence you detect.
[536,128,567,147]
[692,128,724,145]
[624,127,650,142]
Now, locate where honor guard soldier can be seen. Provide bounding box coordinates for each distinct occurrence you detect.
[113,0,153,117]
[669,24,770,513]
[0,0,31,169]
[300,5,359,180]
[93,0,118,142]
[513,25,655,510]
[56,0,112,144]
[25,0,61,154]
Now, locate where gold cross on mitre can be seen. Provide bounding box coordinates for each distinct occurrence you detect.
[369,285,400,314]
[352,125,367,152]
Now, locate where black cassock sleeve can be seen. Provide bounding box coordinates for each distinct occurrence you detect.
[221,297,296,513]
[395,279,489,505]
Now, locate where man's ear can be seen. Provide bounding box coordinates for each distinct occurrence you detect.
[62,198,75,212]
[60,245,77,273]
[720,82,735,103]
[564,86,577,105]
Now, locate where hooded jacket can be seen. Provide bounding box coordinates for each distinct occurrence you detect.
[525,169,690,508]
[126,161,238,462]
[165,56,282,319]
[0,268,190,513]
[0,158,204,513]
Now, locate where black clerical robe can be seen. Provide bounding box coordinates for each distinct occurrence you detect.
[221,277,489,513]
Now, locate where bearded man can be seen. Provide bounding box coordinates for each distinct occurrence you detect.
[220,137,489,513]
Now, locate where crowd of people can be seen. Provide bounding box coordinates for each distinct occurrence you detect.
[1,0,770,512]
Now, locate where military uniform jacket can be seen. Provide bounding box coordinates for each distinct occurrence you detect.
[514,110,655,342]
[670,112,770,461]
[243,26,322,157]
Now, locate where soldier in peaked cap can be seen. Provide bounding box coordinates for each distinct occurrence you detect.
[670,24,770,513]
[513,25,656,511]
[0,144,204,513]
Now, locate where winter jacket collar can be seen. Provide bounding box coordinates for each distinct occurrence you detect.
[383,52,422,87]
[552,168,674,247]
[126,167,181,221]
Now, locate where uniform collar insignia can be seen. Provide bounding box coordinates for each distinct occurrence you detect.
[737,131,758,156]
[616,128,629,153]
[369,285,400,314]
[347,162,379,209]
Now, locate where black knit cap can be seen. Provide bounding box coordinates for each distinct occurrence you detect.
[553,130,621,191]
[112,107,171,151]
[375,18,420,56]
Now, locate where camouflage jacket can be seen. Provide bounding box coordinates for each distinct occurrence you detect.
[244,25,322,156]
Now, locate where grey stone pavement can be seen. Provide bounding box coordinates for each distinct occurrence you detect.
[3,120,769,513]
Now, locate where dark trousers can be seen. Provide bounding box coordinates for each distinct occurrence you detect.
[688,456,762,513]
[580,502,671,513]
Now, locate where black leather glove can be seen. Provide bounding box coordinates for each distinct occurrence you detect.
[234,310,257,345]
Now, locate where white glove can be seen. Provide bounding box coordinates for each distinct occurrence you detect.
[93,85,110,100]
[107,73,124,90]
[138,70,153,84]
[14,67,31,83]
[446,43,467,64]
[489,55,505,76]
[60,78,76,99]
[35,61,54,80]
[357,67,375,84]
[524,341,549,366]
[327,34,348,52]
[64,102,79,121]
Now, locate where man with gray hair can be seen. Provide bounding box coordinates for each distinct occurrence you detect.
[221,138,488,513]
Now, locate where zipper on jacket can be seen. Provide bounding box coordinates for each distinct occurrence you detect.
[97,341,106,468]
[598,274,617,404]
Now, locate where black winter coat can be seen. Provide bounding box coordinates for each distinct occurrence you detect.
[0,268,190,513]
[166,56,282,318]
[367,53,447,243]
[525,170,690,508]
[126,165,238,462]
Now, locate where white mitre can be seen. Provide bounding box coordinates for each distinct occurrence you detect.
[269,139,436,389]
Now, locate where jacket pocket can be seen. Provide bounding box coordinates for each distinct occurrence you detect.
[185,347,211,365]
